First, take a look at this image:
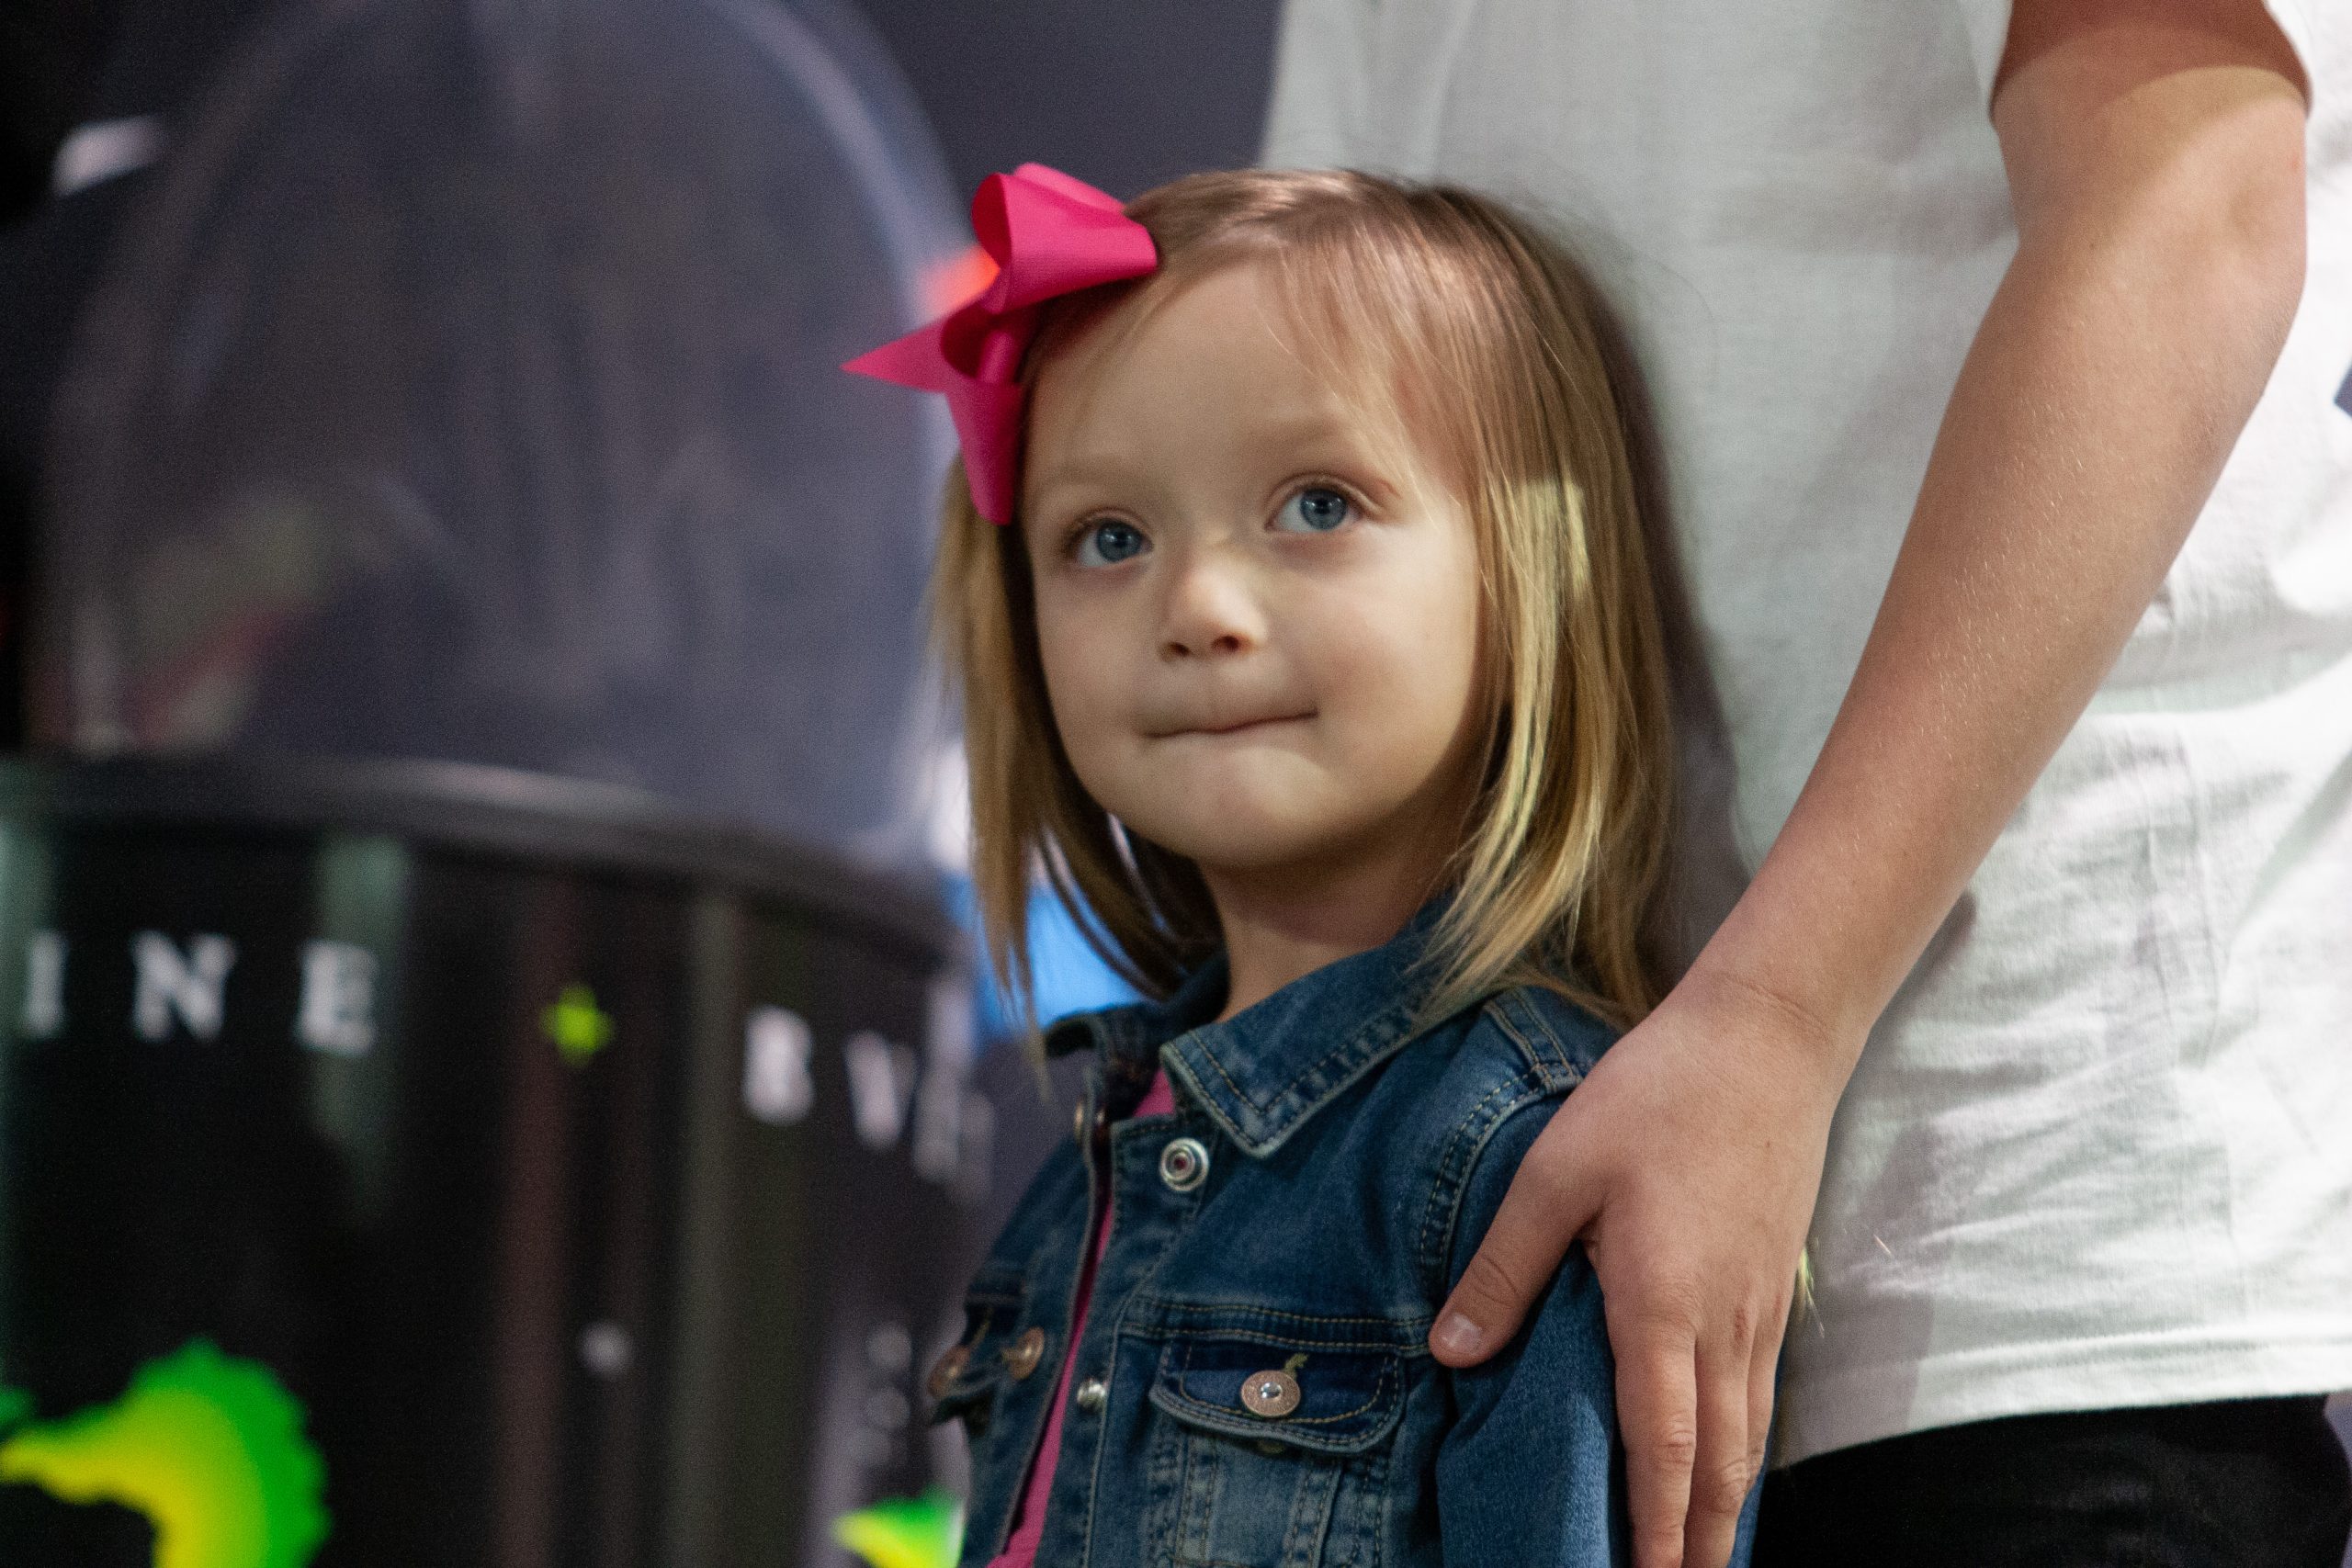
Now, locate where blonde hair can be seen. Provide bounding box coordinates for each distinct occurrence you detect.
[934,169,1675,1039]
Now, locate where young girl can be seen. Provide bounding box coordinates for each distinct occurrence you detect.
[849,163,1750,1567]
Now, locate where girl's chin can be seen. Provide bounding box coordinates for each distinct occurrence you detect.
[1133,813,1363,876]
[1101,775,1318,842]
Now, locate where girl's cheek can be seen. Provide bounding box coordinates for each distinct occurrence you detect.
[1035,617,1125,759]
[1031,592,1087,694]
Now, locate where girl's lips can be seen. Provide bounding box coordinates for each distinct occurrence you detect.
[1158,712,1314,738]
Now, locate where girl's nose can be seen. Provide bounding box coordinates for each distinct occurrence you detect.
[1158,549,1266,660]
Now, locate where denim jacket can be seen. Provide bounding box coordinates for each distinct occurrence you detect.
[929,906,1758,1567]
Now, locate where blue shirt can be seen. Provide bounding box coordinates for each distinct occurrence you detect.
[932,904,1761,1565]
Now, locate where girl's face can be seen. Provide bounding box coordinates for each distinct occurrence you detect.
[1020,262,1487,893]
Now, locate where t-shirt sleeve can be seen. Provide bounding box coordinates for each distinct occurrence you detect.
[1432,1094,1630,1562]
[1259,0,1379,168]
[1947,0,2317,110]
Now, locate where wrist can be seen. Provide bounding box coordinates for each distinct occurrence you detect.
[1675,940,1871,1090]
[1677,802,1956,1066]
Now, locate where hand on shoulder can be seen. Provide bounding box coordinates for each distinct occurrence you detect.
[1433,965,1855,1568]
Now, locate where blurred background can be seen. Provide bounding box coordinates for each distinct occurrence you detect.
[0,0,1274,1562]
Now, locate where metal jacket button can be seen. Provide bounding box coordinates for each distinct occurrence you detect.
[1159,1136,1209,1191]
[1239,1367,1301,1418]
[1002,1326,1046,1381]
[1073,1376,1108,1412]
[926,1344,971,1399]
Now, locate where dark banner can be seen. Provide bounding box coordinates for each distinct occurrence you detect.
[0,758,984,1566]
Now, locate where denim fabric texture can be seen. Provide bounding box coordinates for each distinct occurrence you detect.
[932,903,1760,1567]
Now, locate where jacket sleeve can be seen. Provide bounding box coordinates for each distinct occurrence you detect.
[1432,1092,1631,1568]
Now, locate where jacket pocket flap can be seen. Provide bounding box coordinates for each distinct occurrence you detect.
[1148,1335,1405,1455]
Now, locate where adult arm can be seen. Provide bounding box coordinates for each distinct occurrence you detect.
[1425,4,2312,1566]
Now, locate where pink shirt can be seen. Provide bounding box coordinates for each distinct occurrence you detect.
[985,1067,1176,1568]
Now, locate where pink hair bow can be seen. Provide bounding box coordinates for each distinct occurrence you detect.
[844,163,1158,525]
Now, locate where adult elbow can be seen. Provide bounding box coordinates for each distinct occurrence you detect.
[2222,151,2307,349]
[2081,120,2308,377]
[2188,146,2306,372]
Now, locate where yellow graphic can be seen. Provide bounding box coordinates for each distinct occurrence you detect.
[0,1339,329,1568]
[543,982,615,1066]
[831,1486,963,1568]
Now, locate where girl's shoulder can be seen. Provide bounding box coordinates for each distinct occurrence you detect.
[1459,983,1620,1093]
[1370,982,1619,1168]
[1336,983,1618,1284]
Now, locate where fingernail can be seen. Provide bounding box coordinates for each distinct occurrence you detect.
[1434,1313,1484,1359]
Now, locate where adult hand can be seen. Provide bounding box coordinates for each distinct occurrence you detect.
[1429,962,1855,1568]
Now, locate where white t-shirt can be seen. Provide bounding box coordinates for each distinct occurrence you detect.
[1263,0,2350,1465]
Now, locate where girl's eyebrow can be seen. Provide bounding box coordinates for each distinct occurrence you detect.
[1243,407,1374,456]
[1022,458,1142,523]
[1026,407,1408,513]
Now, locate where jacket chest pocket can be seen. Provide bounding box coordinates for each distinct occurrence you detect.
[1145,1332,1410,1568]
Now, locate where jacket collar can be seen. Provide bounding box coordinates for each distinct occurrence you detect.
[1042,899,1452,1158]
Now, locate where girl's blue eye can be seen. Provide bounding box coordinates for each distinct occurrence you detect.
[1276,487,1352,534]
[1074,518,1148,567]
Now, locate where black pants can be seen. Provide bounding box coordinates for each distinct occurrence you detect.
[1755,1396,2352,1568]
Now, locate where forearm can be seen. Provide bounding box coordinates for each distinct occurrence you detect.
[1691,77,2306,1060]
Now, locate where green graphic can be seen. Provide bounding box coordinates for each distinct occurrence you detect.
[831,1486,963,1568]
[542,982,614,1066]
[0,1339,329,1568]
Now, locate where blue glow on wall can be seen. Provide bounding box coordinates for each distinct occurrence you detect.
[943,877,1139,1043]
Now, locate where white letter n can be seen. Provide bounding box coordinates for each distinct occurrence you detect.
[130,932,237,1042]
